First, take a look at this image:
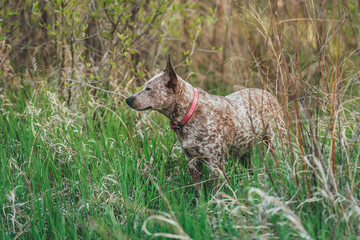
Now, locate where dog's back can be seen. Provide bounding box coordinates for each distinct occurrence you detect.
[226,88,286,150]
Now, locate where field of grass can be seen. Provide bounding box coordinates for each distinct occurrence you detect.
[2,0,360,239]
[0,84,359,239]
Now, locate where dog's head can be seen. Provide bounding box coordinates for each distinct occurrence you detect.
[126,55,179,113]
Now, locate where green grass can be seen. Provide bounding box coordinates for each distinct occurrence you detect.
[0,88,359,239]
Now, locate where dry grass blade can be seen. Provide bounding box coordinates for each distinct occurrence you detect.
[142,215,192,240]
[141,177,192,240]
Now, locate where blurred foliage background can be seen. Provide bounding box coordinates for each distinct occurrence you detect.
[2,0,359,103]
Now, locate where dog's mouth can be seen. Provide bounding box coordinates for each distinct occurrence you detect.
[127,103,152,111]
[138,106,152,111]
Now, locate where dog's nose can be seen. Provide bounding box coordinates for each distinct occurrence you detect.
[126,96,134,106]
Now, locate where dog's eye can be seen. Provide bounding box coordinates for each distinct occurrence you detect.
[145,87,152,91]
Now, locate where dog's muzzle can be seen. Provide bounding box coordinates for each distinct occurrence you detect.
[126,96,152,111]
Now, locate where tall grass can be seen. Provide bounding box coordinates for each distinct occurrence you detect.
[1,83,359,239]
[1,0,360,239]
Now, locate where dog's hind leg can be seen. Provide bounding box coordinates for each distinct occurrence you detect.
[231,150,253,175]
[239,152,252,169]
[239,152,253,176]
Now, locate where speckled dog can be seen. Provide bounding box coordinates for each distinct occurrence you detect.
[126,56,287,191]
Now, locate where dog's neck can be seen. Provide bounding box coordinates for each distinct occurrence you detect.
[159,77,196,124]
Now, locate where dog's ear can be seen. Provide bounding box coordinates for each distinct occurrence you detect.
[164,54,178,90]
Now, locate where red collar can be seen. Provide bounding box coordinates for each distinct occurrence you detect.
[171,88,199,132]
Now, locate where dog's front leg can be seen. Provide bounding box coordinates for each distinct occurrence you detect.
[188,161,203,193]
[208,160,230,191]
[187,158,203,194]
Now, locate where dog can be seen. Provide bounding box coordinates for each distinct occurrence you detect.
[126,55,287,191]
